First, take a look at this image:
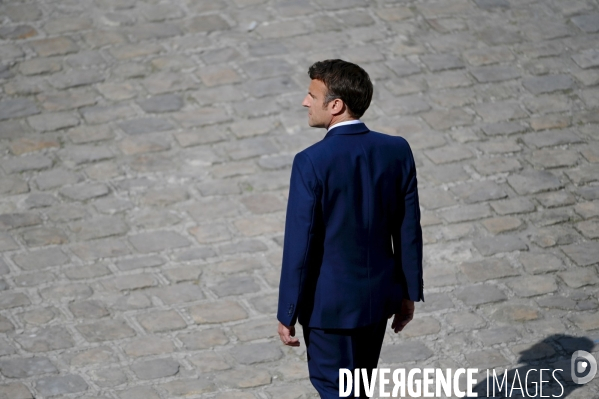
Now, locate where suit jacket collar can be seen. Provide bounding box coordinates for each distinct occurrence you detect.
[324,122,369,138]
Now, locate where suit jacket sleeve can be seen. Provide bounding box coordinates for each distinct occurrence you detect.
[277,152,320,326]
[393,143,424,302]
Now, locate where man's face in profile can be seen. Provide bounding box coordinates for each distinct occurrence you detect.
[302,79,331,128]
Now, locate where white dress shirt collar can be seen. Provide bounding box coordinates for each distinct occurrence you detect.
[327,119,362,132]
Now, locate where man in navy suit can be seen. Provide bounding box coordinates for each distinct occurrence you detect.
[277,59,423,398]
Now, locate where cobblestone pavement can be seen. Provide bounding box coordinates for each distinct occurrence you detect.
[0,0,598,398]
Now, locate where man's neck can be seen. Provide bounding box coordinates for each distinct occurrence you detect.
[326,116,357,130]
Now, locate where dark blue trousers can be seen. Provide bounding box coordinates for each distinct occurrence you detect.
[302,318,388,399]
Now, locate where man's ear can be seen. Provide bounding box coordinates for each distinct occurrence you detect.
[329,98,346,116]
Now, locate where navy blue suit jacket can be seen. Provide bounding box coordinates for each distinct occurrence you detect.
[277,122,423,329]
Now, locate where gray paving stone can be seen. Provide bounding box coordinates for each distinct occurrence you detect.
[558,268,599,288]
[446,311,487,331]
[90,367,128,388]
[507,275,557,297]
[118,386,161,399]
[0,382,33,399]
[522,74,575,95]
[0,212,42,230]
[507,170,562,195]
[425,145,474,164]
[24,193,58,209]
[418,188,457,210]
[561,242,599,266]
[519,253,565,274]
[230,342,282,365]
[12,248,69,270]
[0,98,40,120]
[117,117,175,135]
[385,58,421,77]
[27,112,79,132]
[49,69,105,90]
[20,308,56,326]
[115,255,165,271]
[536,296,577,310]
[523,129,583,148]
[15,326,74,352]
[178,328,229,350]
[137,94,184,113]
[138,310,187,332]
[380,341,433,364]
[572,49,599,69]
[76,320,136,342]
[474,101,527,123]
[533,207,576,227]
[60,183,110,201]
[64,263,111,280]
[481,121,527,136]
[492,303,541,323]
[470,65,520,83]
[37,88,97,112]
[456,284,507,306]
[571,14,599,33]
[103,273,157,291]
[218,239,268,255]
[466,350,509,369]
[14,271,55,287]
[2,154,53,174]
[0,357,57,378]
[472,157,522,175]
[438,204,492,223]
[451,181,507,204]
[0,176,28,195]
[0,292,30,309]
[420,53,464,72]
[128,230,191,253]
[0,24,37,40]
[474,0,509,9]
[422,108,473,130]
[59,145,114,165]
[0,233,19,252]
[570,312,599,331]
[574,201,599,219]
[210,275,261,298]
[144,282,204,305]
[460,258,519,282]
[479,26,522,46]
[39,283,93,302]
[481,216,523,235]
[69,217,128,241]
[130,358,179,380]
[477,326,520,346]
[474,236,528,256]
[123,336,175,358]
[70,238,131,260]
[21,227,68,247]
[69,300,110,319]
[160,378,216,396]
[189,300,247,324]
[36,374,88,397]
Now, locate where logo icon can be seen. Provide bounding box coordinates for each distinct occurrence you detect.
[571,350,597,384]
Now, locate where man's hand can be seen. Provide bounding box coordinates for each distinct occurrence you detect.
[278,322,300,347]
[390,299,415,333]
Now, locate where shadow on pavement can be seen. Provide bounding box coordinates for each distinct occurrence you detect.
[472,334,596,398]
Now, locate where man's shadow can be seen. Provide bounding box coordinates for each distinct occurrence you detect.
[471,334,595,398]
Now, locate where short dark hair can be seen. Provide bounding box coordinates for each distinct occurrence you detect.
[308,59,373,119]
